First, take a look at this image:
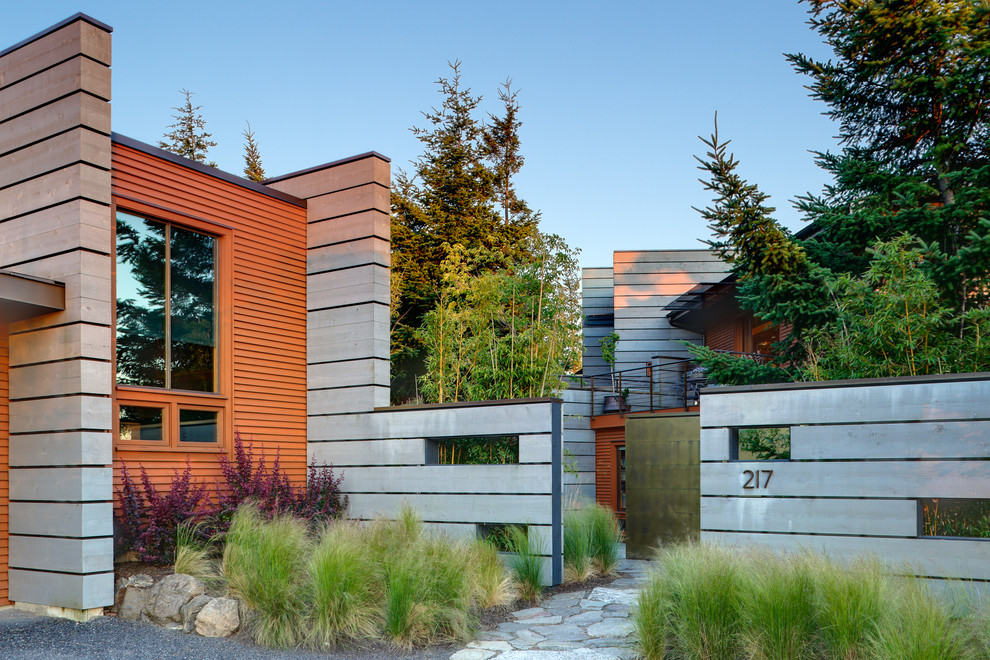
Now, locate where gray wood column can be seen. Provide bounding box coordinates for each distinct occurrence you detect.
[0,13,115,615]
[266,153,391,430]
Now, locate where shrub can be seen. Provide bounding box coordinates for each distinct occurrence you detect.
[115,432,347,561]
[116,460,209,564]
[222,505,311,647]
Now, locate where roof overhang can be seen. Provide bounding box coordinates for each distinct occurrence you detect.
[0,271,66,323]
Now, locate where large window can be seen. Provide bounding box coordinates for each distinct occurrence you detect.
[115,210,224,449]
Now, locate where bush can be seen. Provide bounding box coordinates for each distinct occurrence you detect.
[115,432,347,563]
[116,460,209,564]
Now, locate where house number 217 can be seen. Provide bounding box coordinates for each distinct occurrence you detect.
[742,469,773,489]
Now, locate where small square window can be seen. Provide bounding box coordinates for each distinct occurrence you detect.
[119,405,165,442]
[179,409,219,444]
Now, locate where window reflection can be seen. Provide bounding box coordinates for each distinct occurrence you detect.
[119,405,164,441]
[179,409,218,444]
[115,212,217,392]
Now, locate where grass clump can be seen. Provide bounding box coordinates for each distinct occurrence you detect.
[222,505,311,647]
[467,538,515,609]
[635,543,988,660]
[563,500,622,582]
[219,503,502,650]
[306,522,380,647]
[504,525,545,603]
[173,520,221,586]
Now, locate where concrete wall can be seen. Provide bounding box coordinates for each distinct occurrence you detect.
[310,399,564,585]
[0,14,115,614]
[700,373,990,594]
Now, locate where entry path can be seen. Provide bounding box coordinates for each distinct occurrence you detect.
[450,558,651,660]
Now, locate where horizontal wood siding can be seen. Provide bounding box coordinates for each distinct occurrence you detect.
[0,327,8,605]
[111,144,308,497]
[594,425,624,514]
[704,318,734,352]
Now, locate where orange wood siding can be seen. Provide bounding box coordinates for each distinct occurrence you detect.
[0,327,9,605]
[111,144,308,498]
[594,425,625,515]
[704,318,734,352]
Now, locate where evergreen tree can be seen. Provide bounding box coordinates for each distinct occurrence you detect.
[159,89,218,167]
[241,122,266,182]
[694,0,990,381]
[390,62,539,401]
[483,80,537,227]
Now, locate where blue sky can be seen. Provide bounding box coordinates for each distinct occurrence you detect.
[3,1,840,269]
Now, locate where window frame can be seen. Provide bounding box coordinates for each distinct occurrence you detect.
[112,201,234,453]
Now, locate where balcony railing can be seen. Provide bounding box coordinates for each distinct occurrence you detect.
[568,351,771,419]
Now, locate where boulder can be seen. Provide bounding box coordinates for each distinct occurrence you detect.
[181,594,212,633]
[143,574,206,625]
[195,597,240,637]
[114,574,155,621]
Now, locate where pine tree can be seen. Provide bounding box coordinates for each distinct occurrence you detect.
[159,89,218,167]
[241,122,266,182]
[390,62,539,401]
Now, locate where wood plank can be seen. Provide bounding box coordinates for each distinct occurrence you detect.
[701,497,918,537]
[701,460,990,499]
[346,493,553,525]
[701,531,990,581]
[338,464,553,495]
[701,378,990,428]
[792,421,990,459]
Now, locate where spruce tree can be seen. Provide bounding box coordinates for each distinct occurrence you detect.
[694,0,990,380]
[483,80,538,227]
[241,122,266,182]
[159,89,218,167]
[390,62,539,401]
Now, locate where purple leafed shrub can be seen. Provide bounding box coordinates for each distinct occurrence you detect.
[115,432,348,564]
[116,460,209,564]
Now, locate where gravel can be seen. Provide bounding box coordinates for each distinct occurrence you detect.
[0,609,456,660]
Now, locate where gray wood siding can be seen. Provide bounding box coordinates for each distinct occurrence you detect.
[700,374,990,594]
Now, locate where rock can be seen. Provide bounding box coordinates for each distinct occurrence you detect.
[586,587,638,606]
[512,607,547,620]
[180,595,212,633]
[586,618,636,638]
[143,574,206,625]
[114,574,155,621]
[449,650,494,660]
[467,640,512,652]
[195,597,240,637]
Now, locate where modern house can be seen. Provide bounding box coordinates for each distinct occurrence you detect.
[0,13,390,617]
[579,249,729,521]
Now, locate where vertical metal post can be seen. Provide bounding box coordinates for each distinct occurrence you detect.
[648,363,654,413]
[590,374,595,420]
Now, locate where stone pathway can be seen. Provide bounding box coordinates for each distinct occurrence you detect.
[450,558,651,660]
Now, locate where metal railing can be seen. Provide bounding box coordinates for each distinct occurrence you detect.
[569,351,771,419]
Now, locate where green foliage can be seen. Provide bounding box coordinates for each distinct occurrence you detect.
[391,62,540,401]
[922,498,990,538]
[434,436,518,465]
[241,122,266,182]
[738,427,790,460]
[219,504,511,649]
[635,544,986,660]
[563,501,622,583]
[684,344,793,386]
[804,235,990,380]
[158,89,218,167]
[417,233,581,403]
[694,1,990,382]
[222,505,311,647]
